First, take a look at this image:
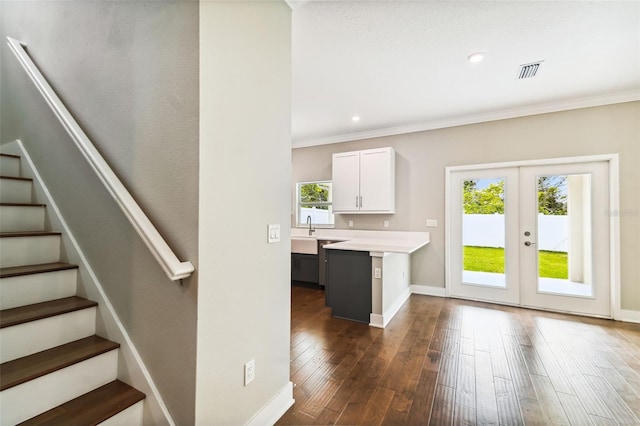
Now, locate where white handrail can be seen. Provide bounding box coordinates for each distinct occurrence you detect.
[7,37,194,281]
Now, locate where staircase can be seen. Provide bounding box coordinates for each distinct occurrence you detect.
[0,153,145,425]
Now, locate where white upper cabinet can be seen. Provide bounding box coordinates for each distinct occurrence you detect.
[332,151,360,212]
[332,147,395,214]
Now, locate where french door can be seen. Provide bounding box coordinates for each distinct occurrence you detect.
[448,160,611,317]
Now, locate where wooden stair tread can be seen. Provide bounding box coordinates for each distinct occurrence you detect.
[0,175,32,182]
[0,262,78,278]
[19,380,145,425]
[0,153,20,159]
[0,203,46,207]
[0,231,61,238]
[0,336,119,391]
[0,296,97,329]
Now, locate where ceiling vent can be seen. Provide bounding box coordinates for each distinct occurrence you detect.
[518,61,543,79]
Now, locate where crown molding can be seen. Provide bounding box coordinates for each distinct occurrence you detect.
[291,90,640,149]
[285,0,310,10]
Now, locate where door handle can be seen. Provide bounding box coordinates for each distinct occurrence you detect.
[524,241,536,246]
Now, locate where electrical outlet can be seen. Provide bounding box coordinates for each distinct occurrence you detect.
[244,359,255,386]
[374,267,381,279]
[348,220,354,227]
[426,219,438,228]
[383,220,389,228]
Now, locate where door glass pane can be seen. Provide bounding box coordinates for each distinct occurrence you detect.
[462,178,506,288]
[536,174,593,297]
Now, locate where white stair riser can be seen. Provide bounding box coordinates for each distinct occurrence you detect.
[0,269,77,310]
[99,400,144,426]
[0,307,96,363]
[0,156,20,177]
[0,179,32,204]
[0,235,60,268]
[0,205,45,232]
[0,349,118,425]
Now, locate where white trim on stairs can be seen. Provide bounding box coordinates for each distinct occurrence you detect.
[4,139,176,426]
[0,350,118,425]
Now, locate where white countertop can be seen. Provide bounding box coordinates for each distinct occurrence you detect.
[291,228,429,254]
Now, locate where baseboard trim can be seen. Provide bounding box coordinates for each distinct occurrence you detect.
[411,285,446,297]
[369,287,411,329]
[369,314,384,328]
[415,283,640,324]
[246,381,294,426]
[616,309,640,323]
[385,287,412,327]
[10,140,175,426]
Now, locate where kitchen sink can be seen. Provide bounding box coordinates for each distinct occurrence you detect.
[291,237,318,255]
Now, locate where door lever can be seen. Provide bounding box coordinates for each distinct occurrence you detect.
[524,241,536,246]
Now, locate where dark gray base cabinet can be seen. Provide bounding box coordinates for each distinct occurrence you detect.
[291,253,319,283]
[326,249,372,323]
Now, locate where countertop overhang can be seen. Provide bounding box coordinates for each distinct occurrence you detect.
[291,228,429,254]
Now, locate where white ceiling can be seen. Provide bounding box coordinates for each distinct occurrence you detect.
[291,1,640,148]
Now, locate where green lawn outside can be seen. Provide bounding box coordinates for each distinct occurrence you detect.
[463,246,568,279]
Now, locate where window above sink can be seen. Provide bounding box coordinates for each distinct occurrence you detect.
[296,181,334,228]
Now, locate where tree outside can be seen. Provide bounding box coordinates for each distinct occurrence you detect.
[537,176,567,215]
[463,176,567,215]
[463,180,505,214]
[300,183,330,209]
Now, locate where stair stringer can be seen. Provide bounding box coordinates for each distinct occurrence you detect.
[3,139,175,426]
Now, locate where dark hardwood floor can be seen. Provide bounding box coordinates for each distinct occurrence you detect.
[277,286,640,425]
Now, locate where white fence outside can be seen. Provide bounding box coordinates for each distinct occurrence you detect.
[300,207,333,225]
[463,214,568,252]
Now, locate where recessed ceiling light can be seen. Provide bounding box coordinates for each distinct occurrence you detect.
[467,52,484,63]
[351,116,360,122]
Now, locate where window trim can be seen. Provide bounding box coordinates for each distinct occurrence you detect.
[296,180,335,228]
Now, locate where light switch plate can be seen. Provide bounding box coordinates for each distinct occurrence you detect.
[426,219,438,228]
[267,224,280,243]
[244,359,255,386]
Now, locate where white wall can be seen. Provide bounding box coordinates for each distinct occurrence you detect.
[197,2,292,424]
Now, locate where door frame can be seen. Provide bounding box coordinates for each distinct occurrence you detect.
[445,154,621,319]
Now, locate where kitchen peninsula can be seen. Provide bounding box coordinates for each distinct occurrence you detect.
[291,229,429,328]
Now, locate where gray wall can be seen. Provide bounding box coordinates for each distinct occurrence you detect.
[292,102,640,312]
[1,2,199,423]
[197,2,292,423]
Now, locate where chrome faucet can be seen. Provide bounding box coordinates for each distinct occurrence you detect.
[306,215,316,236]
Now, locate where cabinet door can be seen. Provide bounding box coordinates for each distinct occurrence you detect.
[326,249,372,323]
[291,254,301,281]
[291,253,319,283]
[298,255,319,283]
[359,148,394,212]
[332,151,360,212]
